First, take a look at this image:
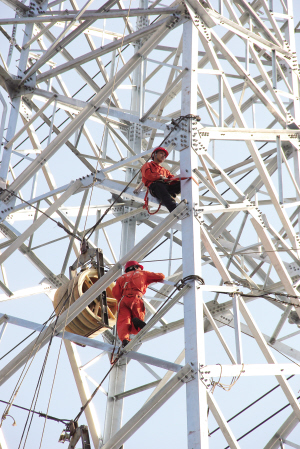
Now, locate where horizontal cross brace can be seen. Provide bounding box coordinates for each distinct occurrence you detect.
[200,363,300,377]
[0,313,183,372]
[0,7,178,24]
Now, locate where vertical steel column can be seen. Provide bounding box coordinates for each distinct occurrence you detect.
[0,92,7,157]
[218,75,223,127]
[276,135,283,204]
[102,4,148,444]
[0,3,40,188]
[101,356,127,446]
[272,49,277,89]
[232,294,243,363]
[103,39,117,159]
[284,0,300,234]
[181,20,209,449]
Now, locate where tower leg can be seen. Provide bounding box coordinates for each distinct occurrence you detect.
[181,20,209,449]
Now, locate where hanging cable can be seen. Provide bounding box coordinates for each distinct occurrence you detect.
[223,392,300,449]
[0,287,72,361]
[0,189,82,242]
[143,230,179,259]
[17,274,79,448]
[18,318,59,449]
[71,274,195,426]
[209,374,294,436]
[0,399,70,424]
[83,115,197,241]
[1,286,73,431]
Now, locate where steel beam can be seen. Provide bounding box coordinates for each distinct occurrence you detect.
[264,412,300,449]
[35,18,170,84]
[65,341,101,449]
[0,14,183,201]
[0,313,184,372]
[207,391,241,449]
[99,364,192,449]
[0,180,82,266]
[0,202,187,385]
[239,297,300,421]
[180,19,209,449]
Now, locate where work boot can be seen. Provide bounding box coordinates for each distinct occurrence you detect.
[132,317,146,331]
[122,339,130,347]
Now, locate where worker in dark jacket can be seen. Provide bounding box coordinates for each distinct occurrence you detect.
[141,147,181,212]
[112,261,165,347]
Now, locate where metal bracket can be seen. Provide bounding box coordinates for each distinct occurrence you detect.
[193,203,204,220]
[199,364,212,388]
[181,366,197,383]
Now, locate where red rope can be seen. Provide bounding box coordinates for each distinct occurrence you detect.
[143,189,162,215]
[167,176,199,185]
[142,176,198,214]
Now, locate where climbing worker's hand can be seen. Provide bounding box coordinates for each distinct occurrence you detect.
[160,175,168,181]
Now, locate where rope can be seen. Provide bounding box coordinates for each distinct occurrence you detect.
[0,188,82,242]
[142,177,195,215]
[143,230,178,258]
[143,188,162,215]
[0,287,72,361]
[84,114,200,240]
[223,393,300,449]
[16,277,78,448]
[209,363,244,394]
[73,352,122,424]
[0,399,70,424]
[1,114,199,246]
[38,248,87,446]
[208,374,294,436]
[18,318,59,449]
[0,287,73,435]
[81,0,135,243]
[71,272,199,426]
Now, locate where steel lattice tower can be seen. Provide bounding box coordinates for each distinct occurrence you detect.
[0,0,300,448]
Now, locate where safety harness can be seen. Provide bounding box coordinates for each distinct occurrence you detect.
[110,270,145,362]
[143,176,198,215]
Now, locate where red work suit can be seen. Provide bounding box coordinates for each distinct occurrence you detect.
[141,161,174,188]
[112,270,165,341]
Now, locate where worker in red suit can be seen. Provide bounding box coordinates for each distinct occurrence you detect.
[112,261,165,347]
[141,147,181,212]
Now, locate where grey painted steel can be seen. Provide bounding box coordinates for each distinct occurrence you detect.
[0,180,82,266]
[0,13,183,203]
[180,20,209,449]
[264,412,300,449]
[0,313,182,372]
[0,202,187,385]
[1,0,300,447]
[99,364,192,449]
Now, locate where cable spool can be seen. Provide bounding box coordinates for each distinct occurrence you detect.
[53,268,118,338]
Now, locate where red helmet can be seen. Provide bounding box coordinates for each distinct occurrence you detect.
[124,260,144,272]
[151,147,169,159]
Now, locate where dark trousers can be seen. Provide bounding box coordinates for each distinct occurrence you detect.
[149,180,181,212]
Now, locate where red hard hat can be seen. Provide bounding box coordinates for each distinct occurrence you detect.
[151,147,169,158]
[124,260,144,272]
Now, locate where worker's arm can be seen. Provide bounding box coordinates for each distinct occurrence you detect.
[146,272,165,284]
[112,280,123,301]
[141,163,161,182]
[161,169,174,182]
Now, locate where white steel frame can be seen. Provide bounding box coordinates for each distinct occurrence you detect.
[0,0,300,448]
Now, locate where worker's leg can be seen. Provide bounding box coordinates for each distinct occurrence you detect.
[150,181,177,212]
[117,297,133,341]
[130,297,146,334]
[167,181,181,198]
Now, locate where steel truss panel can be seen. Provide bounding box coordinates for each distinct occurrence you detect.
[0,0,300,448]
